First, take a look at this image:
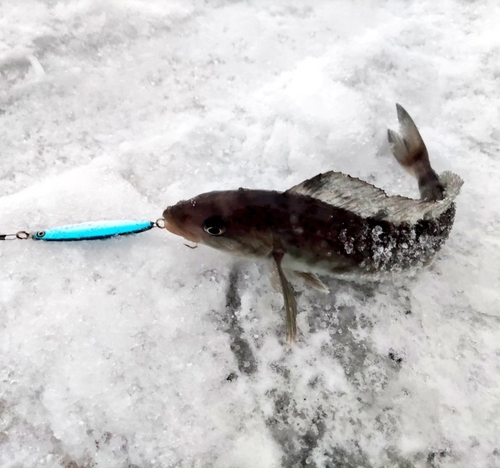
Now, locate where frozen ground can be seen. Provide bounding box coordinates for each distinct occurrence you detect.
[1,0,499,467]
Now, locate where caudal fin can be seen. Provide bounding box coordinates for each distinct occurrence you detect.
[388,104,444,201]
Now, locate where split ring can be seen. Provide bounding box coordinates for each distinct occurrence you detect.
[155,218,166,229]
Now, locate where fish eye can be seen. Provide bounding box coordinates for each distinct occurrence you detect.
[203,216,227,236]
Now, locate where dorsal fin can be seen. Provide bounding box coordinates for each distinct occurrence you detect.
[287,171,391,217]
[286,170,463,224]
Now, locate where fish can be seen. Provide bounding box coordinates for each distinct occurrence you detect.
[162,104,463,344]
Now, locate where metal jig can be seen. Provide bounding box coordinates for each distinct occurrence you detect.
[1,220,160,242]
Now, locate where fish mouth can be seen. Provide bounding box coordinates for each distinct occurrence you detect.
[163,206,201,244]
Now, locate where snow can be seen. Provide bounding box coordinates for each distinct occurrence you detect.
[1,0,500,467]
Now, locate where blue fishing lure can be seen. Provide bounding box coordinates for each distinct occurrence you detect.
[33,220,154,241]
[1,220,158,242]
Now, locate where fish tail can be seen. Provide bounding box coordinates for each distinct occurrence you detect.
[388,104,445,201]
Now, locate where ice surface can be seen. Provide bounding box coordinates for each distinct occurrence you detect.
[1,0,500,467]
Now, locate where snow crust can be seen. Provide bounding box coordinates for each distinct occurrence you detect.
[1,1,500,467]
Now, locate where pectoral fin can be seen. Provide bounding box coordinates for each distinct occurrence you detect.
[268,261,282,293]
[293,271,329,294]
[273,252,298,344]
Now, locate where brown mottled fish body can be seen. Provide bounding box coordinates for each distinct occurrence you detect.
[163,105,463,344]
[166,188,455,275]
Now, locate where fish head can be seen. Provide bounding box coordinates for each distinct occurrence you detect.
[163,190,274,257]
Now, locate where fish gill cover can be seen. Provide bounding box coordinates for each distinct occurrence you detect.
[0,1,499,467]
